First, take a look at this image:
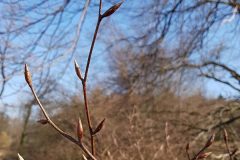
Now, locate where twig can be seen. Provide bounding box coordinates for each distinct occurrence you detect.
[81,6,102,153]
[223,128,233,160]
[75,0,123,155]
[24,0,123,159]
[24,64,97,160]
[191,133,215,160]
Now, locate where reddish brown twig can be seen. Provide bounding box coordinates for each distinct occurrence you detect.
[75,0,123,155]
[24,0,123,159]
[191,133,215,160]
[24,64,96,160]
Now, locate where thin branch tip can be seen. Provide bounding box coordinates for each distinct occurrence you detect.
[77,117,83,141]
[74,60,83,80]
[24,64,32,87]
[92,118,105,135]
[101,1,124,18]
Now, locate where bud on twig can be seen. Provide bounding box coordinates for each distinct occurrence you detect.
[24,64,32,87]
[92,118,105,135]
[18,153,24,160]
[77,117,83,142]
[37,119,48,125]
[205,133,215,148]
[74,60,83,81]
[101,1,123,18]
[197,152,212,159]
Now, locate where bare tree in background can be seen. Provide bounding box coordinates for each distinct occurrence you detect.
[0,0,94,102]
[106,0,240,95]
[105,0,240,149]
[0,0,102,153]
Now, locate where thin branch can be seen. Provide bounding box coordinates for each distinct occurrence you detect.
[24,65,97,160]
[23,0,123,159]
[203,61,240,81]
[191,133,215,160]
[83,12,102,82]
[201,73,240,93]
[79,0,123,155]
[78,1,103,155]
[223,128,233,160]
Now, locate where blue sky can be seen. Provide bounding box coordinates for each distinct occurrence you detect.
[0,0,240,117]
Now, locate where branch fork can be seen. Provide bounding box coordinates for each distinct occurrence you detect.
[23,1,123,159]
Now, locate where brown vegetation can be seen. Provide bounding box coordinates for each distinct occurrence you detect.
[1,0,240,160]
[2,89,240,159]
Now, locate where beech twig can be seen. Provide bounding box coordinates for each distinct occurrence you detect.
[24,0,123,159]
[75,0,123,155]
[24,64,96,160]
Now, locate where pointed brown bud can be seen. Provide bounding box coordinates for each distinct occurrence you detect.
[24,64,32,87]
[101,1,123,18]
[205,133,215,148]
[92,118,105,135]
[74,60,83,81]
[197,152,212,159]
[77,117,83,141]
[37,119,48,125]
[223,128,228,142]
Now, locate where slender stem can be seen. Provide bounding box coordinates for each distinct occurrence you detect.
[223,129,232,160]
[82,82,95,155]
[81,2,103,155]
[29,86,97,160]
[191,133,214,160]
[25,1,122,159]
[84,16,102,82]
[225,140,232,160]
[191,143,210,160]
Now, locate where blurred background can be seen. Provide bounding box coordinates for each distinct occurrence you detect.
[0,0,240,159]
